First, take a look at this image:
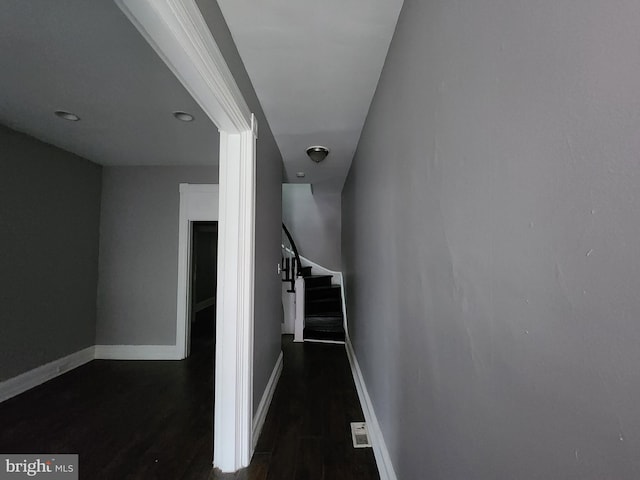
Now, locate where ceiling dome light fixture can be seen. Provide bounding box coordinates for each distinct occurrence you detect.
[173,111,194,122]
[54,110,80,121]
[296,172,306,178]
[306,145,329,163]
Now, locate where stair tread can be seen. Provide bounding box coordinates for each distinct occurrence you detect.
[306,300,341,307]
[305,312,343,319]
[304,325,344,333]
[306,295,341,302]
[304,329,346,342]
[304,315,342,326]
[298,265,345,343]
[305,285,340,291]
[304,275,333,289]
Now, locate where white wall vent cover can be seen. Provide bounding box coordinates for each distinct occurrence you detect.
[351,422,372,448]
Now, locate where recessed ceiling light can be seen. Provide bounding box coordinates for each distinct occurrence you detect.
[54,110,80,121]
[296,172,306,178]
[173,111,194,122]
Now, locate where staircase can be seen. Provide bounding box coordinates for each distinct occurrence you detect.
[281,223,346,344]
[300,265,345,343]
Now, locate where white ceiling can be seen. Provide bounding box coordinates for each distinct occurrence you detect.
[0,0,218,167]
[217,0,404,193]
[0,0,403,189]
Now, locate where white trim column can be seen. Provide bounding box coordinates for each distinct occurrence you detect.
[214,117,257,469]
[115,0,258,472]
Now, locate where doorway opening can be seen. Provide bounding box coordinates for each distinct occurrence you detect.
[190,221,218,353]
[176,183,219,359]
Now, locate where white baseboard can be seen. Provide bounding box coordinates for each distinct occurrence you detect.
[94,344,181,360]
[252,351,283,449]
[1,343,183,403]
[345,339,398,480]
[0,346,95,403]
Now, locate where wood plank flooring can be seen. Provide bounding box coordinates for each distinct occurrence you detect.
[233,338,379,480]
[0,313,215,480]
[0,317,378,480]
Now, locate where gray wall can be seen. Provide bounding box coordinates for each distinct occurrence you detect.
[0,125,101,380]
[342,1,640,478]
[97,166,217,345]
[197,0,284,414]
[283,184,341,270]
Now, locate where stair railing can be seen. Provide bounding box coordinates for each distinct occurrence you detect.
[281,223,303,292]
[281,224,305,341]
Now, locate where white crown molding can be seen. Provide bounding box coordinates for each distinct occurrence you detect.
[115,0,251,133]
[0,347,95,403]
[345,340,398,480]
[252,352,283,449]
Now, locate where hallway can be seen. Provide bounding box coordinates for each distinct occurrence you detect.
[224,337,379,480]
[0,329,377,479]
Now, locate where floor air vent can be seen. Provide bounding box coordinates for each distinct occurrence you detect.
[350,422,371,448]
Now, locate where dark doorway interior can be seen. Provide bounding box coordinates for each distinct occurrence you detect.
[190,221,218,351]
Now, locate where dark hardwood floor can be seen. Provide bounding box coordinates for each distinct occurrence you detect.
[0,313,378,480]
[0,309,216,480]
[232,338,379,480]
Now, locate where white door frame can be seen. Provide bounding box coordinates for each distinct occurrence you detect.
[176,184,219,359]
[116,0,257,472]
